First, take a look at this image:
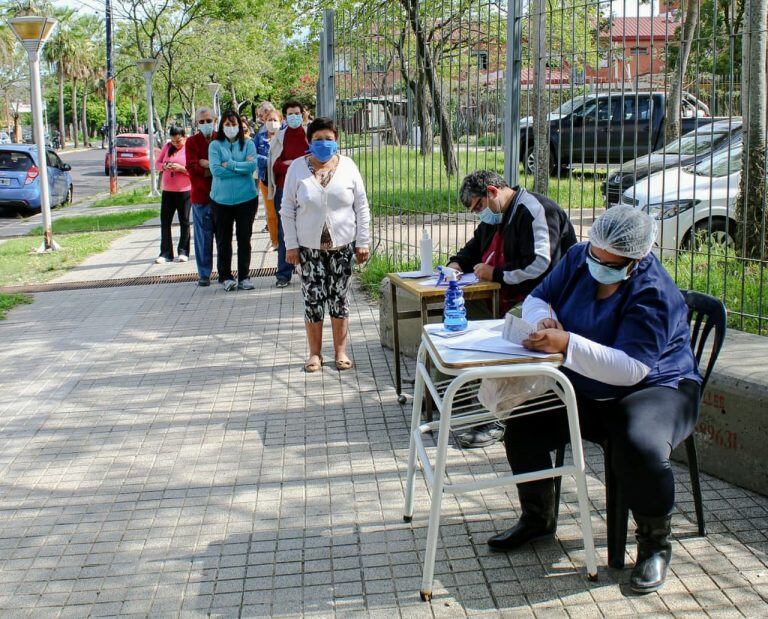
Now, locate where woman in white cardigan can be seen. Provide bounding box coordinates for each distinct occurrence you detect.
[281,117,371,372]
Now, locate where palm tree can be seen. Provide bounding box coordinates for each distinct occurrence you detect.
[43,8,74,149]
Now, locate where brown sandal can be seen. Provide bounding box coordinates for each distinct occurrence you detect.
[304,355,323,373]
[335,356,353,371]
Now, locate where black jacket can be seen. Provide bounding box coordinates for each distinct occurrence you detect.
[449,187,576,299]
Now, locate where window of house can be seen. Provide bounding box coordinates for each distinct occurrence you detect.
[630,46,649,55]
[335,55,351,73]
[365,56,388,73]
[473,51,489,70]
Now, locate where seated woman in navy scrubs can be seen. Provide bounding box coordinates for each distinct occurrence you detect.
[490,206,701,594]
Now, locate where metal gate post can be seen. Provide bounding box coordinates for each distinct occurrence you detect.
[321,9,336,121]
[503,0,523,187]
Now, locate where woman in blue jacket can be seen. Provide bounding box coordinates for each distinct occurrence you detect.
[209,110,259,291]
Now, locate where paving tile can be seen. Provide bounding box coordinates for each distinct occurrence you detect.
[0,228,765,616]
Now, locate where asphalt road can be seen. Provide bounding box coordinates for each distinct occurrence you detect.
[0,146,147,220]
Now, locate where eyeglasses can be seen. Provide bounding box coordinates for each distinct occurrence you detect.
[586,245,632,270]
[198,119,214,124]
[468,196,486,213]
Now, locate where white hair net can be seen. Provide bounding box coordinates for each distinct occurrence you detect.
[588,205,656,259]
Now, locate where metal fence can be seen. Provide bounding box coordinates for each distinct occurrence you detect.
[320,0,767,336]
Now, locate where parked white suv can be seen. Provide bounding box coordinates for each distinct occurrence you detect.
[621,140,741,251]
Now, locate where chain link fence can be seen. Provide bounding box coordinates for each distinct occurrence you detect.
[321,0,766,335]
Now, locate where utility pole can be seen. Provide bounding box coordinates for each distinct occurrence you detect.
[105,0,118,194]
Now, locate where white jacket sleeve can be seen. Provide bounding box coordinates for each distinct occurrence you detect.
[351,162,371,249]
[522,295,558,326]
[564,332,651,386]
[281,162,300,251]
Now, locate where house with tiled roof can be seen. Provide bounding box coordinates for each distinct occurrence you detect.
[588,8,681,83]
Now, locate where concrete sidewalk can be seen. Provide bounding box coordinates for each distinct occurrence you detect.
[0,226,766,617]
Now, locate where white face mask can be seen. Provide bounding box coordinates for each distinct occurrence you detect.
[223,125,239,140]
[265,120,280,133]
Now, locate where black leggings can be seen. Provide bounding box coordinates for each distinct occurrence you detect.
[159,190,191,259]
[504,380,700,517]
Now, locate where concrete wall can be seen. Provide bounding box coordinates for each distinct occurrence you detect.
[673,330,768,496]
[379,281,768,496]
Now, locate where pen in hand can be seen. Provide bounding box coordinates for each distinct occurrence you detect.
[484,251,495,264]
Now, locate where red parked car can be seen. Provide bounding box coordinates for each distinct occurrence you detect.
[104,133,161,175]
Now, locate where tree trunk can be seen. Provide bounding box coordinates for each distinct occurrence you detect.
[57,64,66,150]
[131,98,138,132]
[230,82,238,112]
[395,33,433,154]
[664,0,700,145]
[414,60,434,156]
[81,86,89,147]
[71,78,80,148]
[531,0,550,192]
[402,0,458,176]
[736,0,767,258]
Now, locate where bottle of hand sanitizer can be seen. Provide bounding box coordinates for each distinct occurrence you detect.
[443,270,467,332]
[420,229,432,275]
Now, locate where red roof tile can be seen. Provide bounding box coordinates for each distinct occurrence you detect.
[607,16,680,42]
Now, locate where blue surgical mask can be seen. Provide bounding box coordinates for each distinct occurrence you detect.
[586,254,632,285]
[478,207,503,226]
[286,114,303,129]
[309,139,338,162]
[199,122,214,137]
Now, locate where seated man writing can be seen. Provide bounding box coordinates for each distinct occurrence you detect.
[447,170,576,448]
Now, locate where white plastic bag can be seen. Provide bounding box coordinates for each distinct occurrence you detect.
[478,376,556,419]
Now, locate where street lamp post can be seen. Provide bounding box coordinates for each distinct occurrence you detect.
[136,57,160,198]
[207,82,220,121]
[8,15,58,252]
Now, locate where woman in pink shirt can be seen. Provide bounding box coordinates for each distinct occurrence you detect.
[155,126,193,263]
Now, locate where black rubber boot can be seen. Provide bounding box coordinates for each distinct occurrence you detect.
[487,480,557,551]
[630,512,672,594]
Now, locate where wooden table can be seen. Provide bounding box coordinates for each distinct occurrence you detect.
[403,322,598,600]
[388,273,501,405]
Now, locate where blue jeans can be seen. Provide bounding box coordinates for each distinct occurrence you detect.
[192,202,215,278]
[274,188,294,282]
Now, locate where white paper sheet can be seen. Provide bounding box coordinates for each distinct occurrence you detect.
[397,270,431,279]
[439,328,554,358]
[502,314,537,345]
[417,272,480,287]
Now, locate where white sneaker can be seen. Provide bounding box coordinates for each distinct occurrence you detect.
[155,256,169,264]
[176,254,189,263]
[238,278,254,290]
[222,279,237,292]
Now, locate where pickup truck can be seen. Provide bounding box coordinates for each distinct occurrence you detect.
[519,92,720,175]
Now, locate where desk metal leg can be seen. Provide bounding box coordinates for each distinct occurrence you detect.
[561,384,599,581]
[391,281,406,404]
[404,346,426,523]
[419,375,455,601]
[421,298,434,422]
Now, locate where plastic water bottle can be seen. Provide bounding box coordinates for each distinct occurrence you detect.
[420,229,432,275]
[443,270,467,332]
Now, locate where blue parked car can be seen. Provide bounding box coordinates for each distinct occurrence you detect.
[0,145,73,213]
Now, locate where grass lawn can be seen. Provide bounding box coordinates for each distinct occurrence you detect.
[28,209,159,235]
[0,231,124,287]
[0,292,32,320]
[358,253,421,299]
[349,146,605,217]
[90,187,161,208]
[663,247,768,336]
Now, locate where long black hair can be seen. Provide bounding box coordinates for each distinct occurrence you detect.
[166,125,186,156]
[215,109,245,149]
